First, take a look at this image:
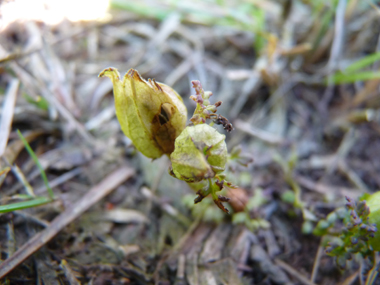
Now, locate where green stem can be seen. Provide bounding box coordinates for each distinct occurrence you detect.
[17,130,55,199]
[285,173,303,208]
[209,179,218,200]
[0,196,53,213]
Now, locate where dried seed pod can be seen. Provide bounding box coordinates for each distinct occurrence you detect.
[99,68,187,159]
[227,188,249,212]
[170,124,227,183]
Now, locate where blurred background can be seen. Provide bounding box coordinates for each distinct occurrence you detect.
[1,0,380,284]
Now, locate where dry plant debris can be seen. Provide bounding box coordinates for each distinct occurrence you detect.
[0,0,380,284]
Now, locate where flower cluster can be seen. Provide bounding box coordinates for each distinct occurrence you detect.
[325,196,377,269]
[189,81,233,132]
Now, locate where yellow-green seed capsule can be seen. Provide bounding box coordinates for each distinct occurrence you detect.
[99,68,187,159]
[170,124,227,182]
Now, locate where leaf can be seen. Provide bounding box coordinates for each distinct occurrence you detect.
[232,212,247,224]
[23,94,49,110]
[345,52,380,73]
[17,130,54,199]
[327,71,380,85]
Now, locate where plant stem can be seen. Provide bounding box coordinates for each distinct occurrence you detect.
[17,130,54,199]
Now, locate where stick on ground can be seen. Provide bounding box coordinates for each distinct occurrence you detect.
[0,165,135,278]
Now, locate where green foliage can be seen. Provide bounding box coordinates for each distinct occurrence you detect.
[228,146,254,169]
[0,131,54,214]
[182,194,225,223]
[231,188,270,231]
[23,94,49,110]
[110,0,169,20]
[328,71,380,85]
[273,151,303,209]
[302,221,314,234]
[281,190,295,205]
[323,196,377,270]
[17,130,54,199]
[309,2,335,53]
[328,52,380,84]
[313,208,347,236]
[0,196,52,214]
[231,212,269,231]
[365,191,380,251]
[110,0,267,52]
[345,52,380,73]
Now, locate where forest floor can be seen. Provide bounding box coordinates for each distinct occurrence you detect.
[1,1,380,284]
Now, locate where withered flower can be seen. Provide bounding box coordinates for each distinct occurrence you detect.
[99,68,187,159]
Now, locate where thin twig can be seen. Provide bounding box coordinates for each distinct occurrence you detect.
[339,270,359,285]
[311,237,325,283]
[275,258,317,285]
[34,167,82,195]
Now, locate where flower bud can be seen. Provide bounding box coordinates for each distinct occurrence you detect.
[99,68,187,159]
[170,124,227,182]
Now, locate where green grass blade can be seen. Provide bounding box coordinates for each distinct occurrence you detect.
[311,8,335,53]
[110,0,170,20]
[345,52,380,73]
[328,71,380,84]
[17,130,55,199]
[0,197,52,213]
[23,94,49,111]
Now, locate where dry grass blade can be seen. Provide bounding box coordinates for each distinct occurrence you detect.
[234,119,285,145]
[9,62,95,145]
[0,79,19,157]
[327,0,347,71]
[310,238,325,283]
[0,165,135,278]
[339,270,359,285]
[274,258,317,285]
[60,260,81,285]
